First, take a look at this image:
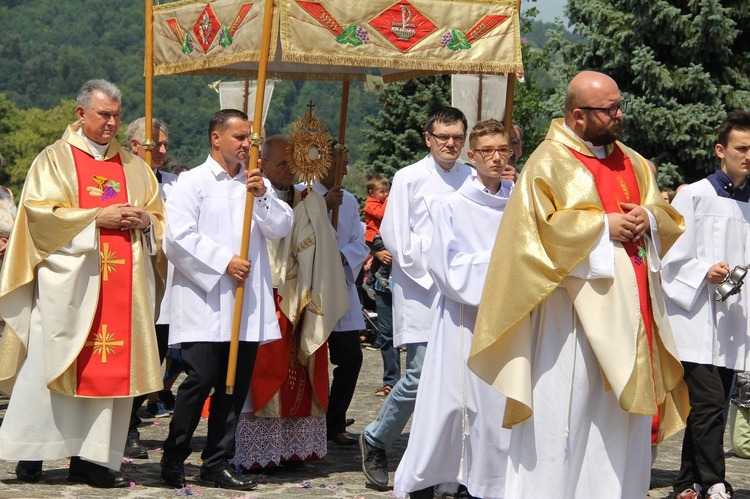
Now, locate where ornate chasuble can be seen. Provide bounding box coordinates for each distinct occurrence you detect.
[253,188,330,418]
[72,147,133,396]
[569,145,654,350]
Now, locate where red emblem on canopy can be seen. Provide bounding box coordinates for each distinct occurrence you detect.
[193,5,221,51]
[369,0,437,53]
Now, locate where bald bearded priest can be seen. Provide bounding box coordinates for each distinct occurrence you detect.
[469,71,689,498]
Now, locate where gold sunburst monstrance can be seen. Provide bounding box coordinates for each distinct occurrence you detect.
[287,102,332,186]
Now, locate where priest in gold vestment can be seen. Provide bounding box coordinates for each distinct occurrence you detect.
[0,80,165,488]
[233,135,349,469]
[469,71,689,498]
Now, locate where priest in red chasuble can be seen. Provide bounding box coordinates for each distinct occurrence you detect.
[0,79,165,488]
[469,71,689,498]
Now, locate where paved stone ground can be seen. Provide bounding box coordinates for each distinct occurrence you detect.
[1,347,749,498]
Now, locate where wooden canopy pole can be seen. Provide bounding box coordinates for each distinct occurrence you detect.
[503,0,522,136]
[243,76,250,115]
[331,79,350,230]
[143,0,155,166]
[225,0,275,395]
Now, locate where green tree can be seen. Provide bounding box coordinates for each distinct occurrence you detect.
[362,75,451,179]
[512,5,557,165]
[548,0,750,187]
[0,98,77,198]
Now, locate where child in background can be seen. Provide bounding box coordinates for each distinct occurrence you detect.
[362,173,391,300]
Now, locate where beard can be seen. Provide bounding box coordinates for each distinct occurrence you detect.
[583,119,623,146]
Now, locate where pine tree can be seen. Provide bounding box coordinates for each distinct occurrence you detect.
[549,0,750,186]
[362,76,451,179]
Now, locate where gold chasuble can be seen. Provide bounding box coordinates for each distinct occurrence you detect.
[254,188,349,418]
[0,123,166,398]
[468,119,690,443]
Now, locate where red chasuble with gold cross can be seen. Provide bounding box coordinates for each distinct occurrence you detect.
[72,147,133,396]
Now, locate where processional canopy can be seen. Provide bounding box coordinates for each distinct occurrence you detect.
[152,0,523,81]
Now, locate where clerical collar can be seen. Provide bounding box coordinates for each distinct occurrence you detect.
[563,122,607,159]
[706,168,750,202]
[76,128,109,160]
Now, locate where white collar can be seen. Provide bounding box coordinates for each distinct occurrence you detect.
[76,128,109,160]
[563,122,608,159]
[206,155,245,179]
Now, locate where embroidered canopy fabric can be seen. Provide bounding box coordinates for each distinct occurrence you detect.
[153,0,523,81]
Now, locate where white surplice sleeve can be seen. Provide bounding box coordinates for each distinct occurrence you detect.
[662,187,712,312]
[252,179,293,241]
[336,191,369,285]
[569,207,663,279]
[381,166,433,290]
[164,173,234,294]
[429,200,491,308]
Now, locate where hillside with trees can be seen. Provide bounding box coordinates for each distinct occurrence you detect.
[0,1,380,197]
[1,0,742,198]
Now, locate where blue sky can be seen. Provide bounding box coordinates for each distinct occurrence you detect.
[528,0,568,23]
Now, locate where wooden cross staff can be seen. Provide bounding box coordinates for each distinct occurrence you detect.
[331,80,350,230]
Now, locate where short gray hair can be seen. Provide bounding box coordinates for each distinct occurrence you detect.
[125,117,169,153]
[76,79,122,110]
[260,134,289,160]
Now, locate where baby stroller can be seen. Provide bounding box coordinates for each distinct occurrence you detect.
[357,266,379,346]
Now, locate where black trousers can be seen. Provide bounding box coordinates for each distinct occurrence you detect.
[129,324,170,435]
[163,341,257,470]
[326,330,363,435]
[674,361,735,494]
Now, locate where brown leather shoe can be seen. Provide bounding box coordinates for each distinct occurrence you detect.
[328,432,358,446]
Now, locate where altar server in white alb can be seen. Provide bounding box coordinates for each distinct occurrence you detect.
[359,107,475,489]
[309,143,370,446]
[394,119,513,499]
[160,109,292,491]
[662,110,750,499]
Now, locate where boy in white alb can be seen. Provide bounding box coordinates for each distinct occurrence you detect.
[394,119,513,499]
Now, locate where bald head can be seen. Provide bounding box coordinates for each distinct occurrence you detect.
[564,71,624,146]
[565,71,619,116]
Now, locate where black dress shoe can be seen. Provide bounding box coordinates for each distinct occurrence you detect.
[160,454,186,488]
[124,435,149,459]
[345,418,355,427]
[328,432,358,446]
[410,485,435,498]
[280,459,304,470]
[68,457,129,488]
[15,461,43,482]
[199,467,258,490]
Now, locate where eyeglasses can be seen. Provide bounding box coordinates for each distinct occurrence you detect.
[261,158,290,170]
[578,99,629,118]
[429,132,466,144]
[472,147,513,159]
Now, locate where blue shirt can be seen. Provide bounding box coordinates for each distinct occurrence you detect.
[706,169,750,202]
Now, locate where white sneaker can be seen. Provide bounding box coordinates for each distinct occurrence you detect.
[706,483,730,499]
